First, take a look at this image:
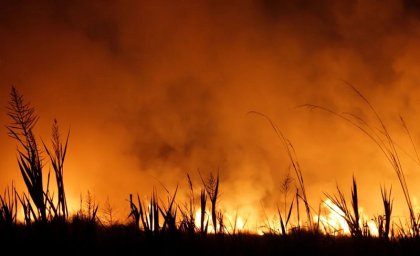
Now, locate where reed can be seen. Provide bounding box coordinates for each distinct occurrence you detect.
[0,184,17,227]
[278,172,294,235]
[179,174,196,234]
[159,186,178,233]
[278,201,294,236]
[129,190,160,234]
[301,83,418,236]
[7,83,420,254]
[249,111,313,230]
[200,188,208,234]
[325,177,362,237]
[75,191,99,225]
[7,86,47,223]
[128,193,140,228]
[42,119,69,220]
[375,186,393,239]
[201,172,220,233]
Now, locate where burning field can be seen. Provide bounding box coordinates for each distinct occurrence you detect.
[3,0,420,254]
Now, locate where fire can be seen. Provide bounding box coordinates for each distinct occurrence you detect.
[194,209,247,234]
[186,198,382,236]
[316,198,351,235]
[314,199,378,236]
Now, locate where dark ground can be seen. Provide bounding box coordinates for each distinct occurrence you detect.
[2,223,420,256]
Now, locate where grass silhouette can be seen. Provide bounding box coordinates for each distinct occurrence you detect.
[301,83,419,237]
[324,176,362,238]
[4,86,420,254]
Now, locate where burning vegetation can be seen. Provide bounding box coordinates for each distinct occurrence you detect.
[2,86,420,254]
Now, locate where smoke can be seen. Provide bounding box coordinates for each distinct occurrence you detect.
[1,0,420,226]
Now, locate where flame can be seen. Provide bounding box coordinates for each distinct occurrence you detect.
[193,209,248,234]
[318,198,351,235]
[314,199,379,236]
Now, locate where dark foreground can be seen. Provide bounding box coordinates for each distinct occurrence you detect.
[2,224,420,256]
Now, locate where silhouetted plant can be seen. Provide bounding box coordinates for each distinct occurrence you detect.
[102,197,116,226]
[0,184,17,227]
[249,111,313,230]
[128,193,141,228]
[200,188,208,234]
[278,200,294,236]
[75,191,99,225]
[325,177,362,238]
[7,86,47,223]
[217,210,225,233]
[15,191,36,224]
[159,186,178,233]
[295,188,301,231]
[201,171,220,233]
[6,87,70,224]
[42,119,69,220]
[147,191,160,234]
[375,186,393,239]
[179,174,196,234]
[278,171,294,235]
[129,190,160,234]
[302,83,418,236]
[226,211,241,235]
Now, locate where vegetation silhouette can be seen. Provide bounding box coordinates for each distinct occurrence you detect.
[2,86,420,254]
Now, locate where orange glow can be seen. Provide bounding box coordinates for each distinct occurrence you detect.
[314,200,379,236]
[316,199,351,236]
[2,1,420,236]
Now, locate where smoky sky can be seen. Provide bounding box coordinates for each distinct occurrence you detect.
[2,0,420,224]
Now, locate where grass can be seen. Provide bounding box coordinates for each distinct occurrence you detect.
[0,183,17,227]
[7,86,47,222]
[42,119,70,220]
[248,111,314,231]
[5,85,420,254]
[324,176,362,238]
[278,172,294,235]
[302,82,419,237]
[200,171,221,233]
[376,186,393,239]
